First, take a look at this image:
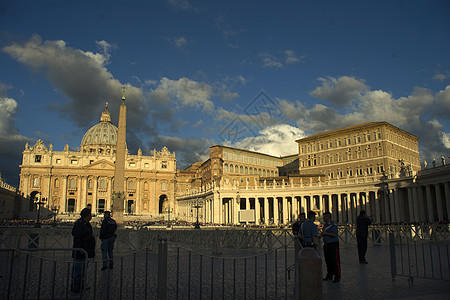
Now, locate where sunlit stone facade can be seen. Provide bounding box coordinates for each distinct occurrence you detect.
[19,106,176,217]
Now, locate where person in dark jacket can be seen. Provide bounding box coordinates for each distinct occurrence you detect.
[356,210,372,264]
[100,211,117,270]
[71,207,95,293]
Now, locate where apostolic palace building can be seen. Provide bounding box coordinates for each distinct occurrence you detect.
[13,95,450,225]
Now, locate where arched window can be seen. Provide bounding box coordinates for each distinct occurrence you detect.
[33,177,40,187]
[88,179,92,189]
[54,178,59,188]
[224,164,229,172]
[230,164,234,173]
[99,179,105,189]
[240,166,244,174]
[271,170,274,176]
[129,180,134,190]
[144,181,149,191]
[263,170,266,177]
[249,167,253,175]
[245,167,248,174]
[162,182,167,191]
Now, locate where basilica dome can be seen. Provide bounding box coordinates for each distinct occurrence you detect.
[80,105,118,150]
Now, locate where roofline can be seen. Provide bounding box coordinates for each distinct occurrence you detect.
[295,122,419,143]
[209,145,282,160]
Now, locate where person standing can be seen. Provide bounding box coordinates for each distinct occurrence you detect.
[71,208,95,294]
[320,211,341,283]
[356,210,372,264]
[100,211,117,270]
[298,211,318,248]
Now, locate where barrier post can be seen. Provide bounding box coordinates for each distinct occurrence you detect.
[298,248,322,300]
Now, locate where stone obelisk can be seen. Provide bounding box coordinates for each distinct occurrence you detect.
[112,87,127,226]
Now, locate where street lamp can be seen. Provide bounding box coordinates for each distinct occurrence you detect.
[193,198,203,229]
[34,193,45,228]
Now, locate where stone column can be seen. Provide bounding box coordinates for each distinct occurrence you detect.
[384,191,391,223]
[390,191,397,223]
[62,176,68,212]
[136,178,141,214]
[292,196,298,220]
[301,196,306,214]
[338,195,343,224]
[82,176,88,209]
[412,186,420,222]
[77,176,82,213]
[273,197,279,225]
[233,197,239,225]
[92,176,98,213]
[214,192,221,224]
[108,177,113,212]
[255,198,261,225]
[282,197,288,224]
[374,192,381,223]
[425,185,434,223]
[417,186,425,222]
[445,182,450,221]
[264,197,269,225]
[346,194,352,224]
[435,184,444,222]
[407,188,414,223]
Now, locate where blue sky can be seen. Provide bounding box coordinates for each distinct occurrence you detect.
[1,0,449,186]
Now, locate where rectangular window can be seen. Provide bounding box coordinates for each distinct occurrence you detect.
[144,163,149,168]
[90,160,94,164]
[35,155,41,163]
[129,162,136,167]
[56,158,61,164]
[162,161,167,168]
[71,160,78,165]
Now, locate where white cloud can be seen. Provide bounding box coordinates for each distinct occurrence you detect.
[310,76,369,106]
[233,124,305,157]
[435,85,450,117]
[154,77,214,111]
[433,71,450,81]
[284,50,300,64]
[259,52,283,68]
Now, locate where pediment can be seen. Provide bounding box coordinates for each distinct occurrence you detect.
[86,159,115,169]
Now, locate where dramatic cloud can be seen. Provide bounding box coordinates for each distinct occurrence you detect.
[310,76,369,106]
[434,85,450,118]
[0,86,33,185]
[149,135,213,169]
[152,77,214,111]
[2,35,150,156]
[233,124,306,157]
[3,35,146,134]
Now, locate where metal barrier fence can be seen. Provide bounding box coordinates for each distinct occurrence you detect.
[0,248,88,300]
[160,240,294,299]
[1,224,449,255]
[389,233,450,282]
[0,240,296,300]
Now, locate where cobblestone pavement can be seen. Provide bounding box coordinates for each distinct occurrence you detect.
[1,242,449,299]
[321,243,450,300]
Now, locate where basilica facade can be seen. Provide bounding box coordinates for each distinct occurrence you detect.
[19,105,176,217]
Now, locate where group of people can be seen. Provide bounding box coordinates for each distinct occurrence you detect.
[292,209,372,283]
[71,208,118,294]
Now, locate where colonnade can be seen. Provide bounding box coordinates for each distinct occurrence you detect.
[177,174,450,225]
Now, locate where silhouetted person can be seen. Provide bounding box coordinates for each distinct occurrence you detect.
[356,210,372,264]
[321,211,340,283]
[100,211,117,270]
[71,208,95,294]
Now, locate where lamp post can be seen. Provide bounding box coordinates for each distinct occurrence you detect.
[34,193,45,228]
[193,198,202,229]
